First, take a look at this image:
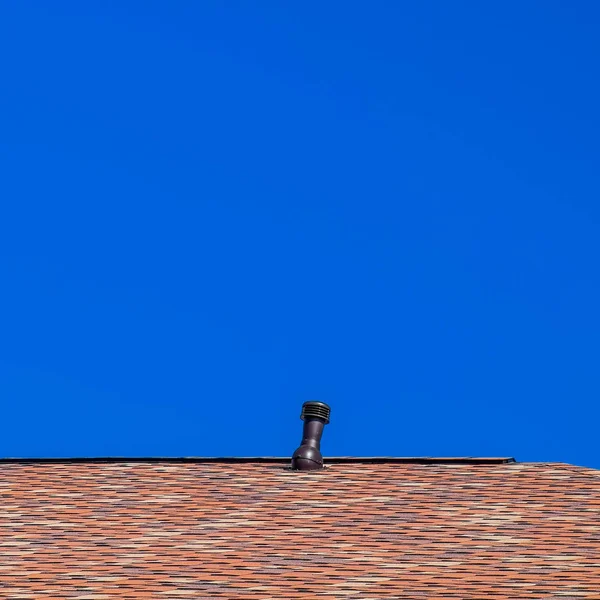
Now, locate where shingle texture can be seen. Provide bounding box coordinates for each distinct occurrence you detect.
[1,460,599,598]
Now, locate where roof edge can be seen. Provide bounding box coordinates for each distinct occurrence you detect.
[0,456,516,465]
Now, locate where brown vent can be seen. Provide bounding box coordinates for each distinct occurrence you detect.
[291,401,331,471]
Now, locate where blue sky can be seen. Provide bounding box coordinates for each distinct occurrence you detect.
[1,2,599,467]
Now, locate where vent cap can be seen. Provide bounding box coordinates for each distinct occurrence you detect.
[300,401,330,423]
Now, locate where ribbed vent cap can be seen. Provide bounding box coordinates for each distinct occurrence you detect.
[300,401,330,424]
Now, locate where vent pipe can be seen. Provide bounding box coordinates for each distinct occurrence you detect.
[291,401,331,470]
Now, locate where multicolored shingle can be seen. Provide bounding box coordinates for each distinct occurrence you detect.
[0,458,599,598]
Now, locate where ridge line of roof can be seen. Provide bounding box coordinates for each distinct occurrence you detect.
[551,462,600,477]
[0,456,516,464]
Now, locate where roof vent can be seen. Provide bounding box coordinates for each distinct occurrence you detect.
[291,401,331,471]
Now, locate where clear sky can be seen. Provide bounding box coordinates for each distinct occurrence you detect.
[1,2,599,468]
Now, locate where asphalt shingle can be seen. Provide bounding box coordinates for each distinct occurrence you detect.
[0,460,599,598]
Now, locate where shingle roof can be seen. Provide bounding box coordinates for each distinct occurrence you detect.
[1,458,599,598]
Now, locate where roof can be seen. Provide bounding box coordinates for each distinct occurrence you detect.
[1,458,599,599]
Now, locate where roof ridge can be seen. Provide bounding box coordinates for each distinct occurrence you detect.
[0,456,516,464]
[551,462,600,477]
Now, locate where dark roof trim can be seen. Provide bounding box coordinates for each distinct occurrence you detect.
[0,456,516,465]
